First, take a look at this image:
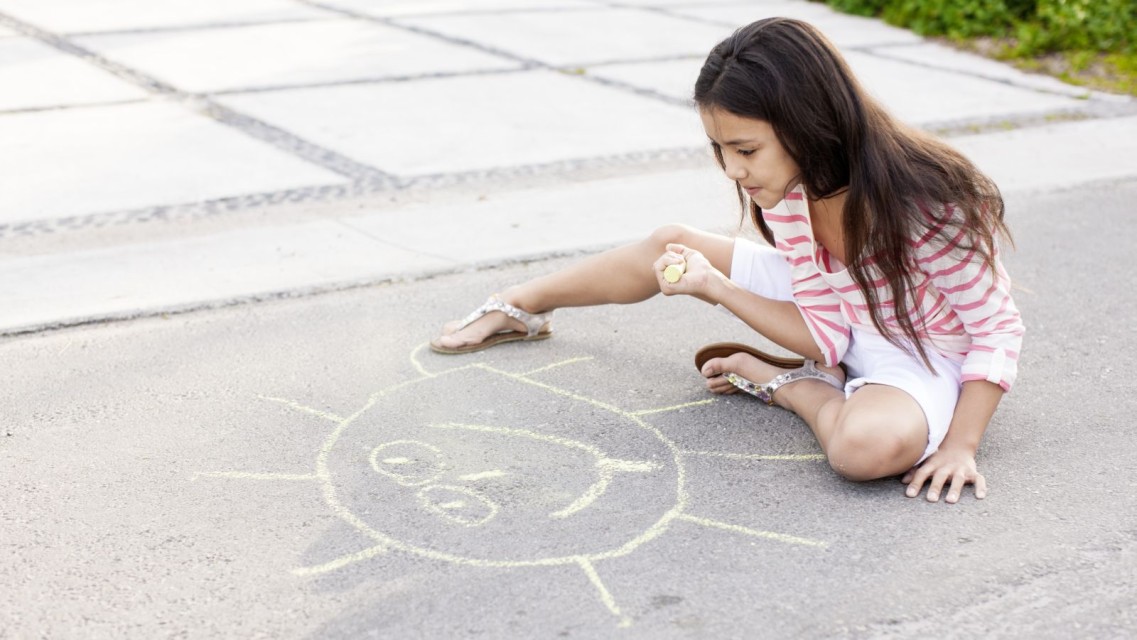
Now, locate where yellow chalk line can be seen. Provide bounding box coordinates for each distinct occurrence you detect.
[258,395,344,424]
[677,514,827,548]
[293,544,388,576]
[631,399,716,416]
[410,342,483,379]
[578,558,633,628]
[458,470,507,481]
[418,484,499,527]
[476,364,628,416]
[519,356,594,377]
[683,451,827,462]
[429,422,658,520]
[193,471,318,482]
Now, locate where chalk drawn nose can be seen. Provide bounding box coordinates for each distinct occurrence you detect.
[369,440,447,487]
[417,485,499,527]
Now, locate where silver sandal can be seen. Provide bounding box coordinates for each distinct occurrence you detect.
[725,360,844,406]
[430,294,553,354]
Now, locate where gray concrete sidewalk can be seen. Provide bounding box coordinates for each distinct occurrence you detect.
[1,0,1135,334]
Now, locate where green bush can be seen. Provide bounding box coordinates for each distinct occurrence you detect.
[1014,0,1136,55]
[823,0,1137,55]
[882,0,1016,39]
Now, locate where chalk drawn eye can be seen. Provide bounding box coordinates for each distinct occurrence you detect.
[417,485,500,527]
[369,440,446,487]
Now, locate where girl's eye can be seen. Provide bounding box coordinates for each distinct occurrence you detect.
[737,149,755,157]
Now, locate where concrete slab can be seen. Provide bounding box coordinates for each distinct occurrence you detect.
[0,37,149,111]
[0,221,445,332]
[0,166,739,333]
[218,70,705,176]
[342,167,739,264]
[0,101,347,225]
[671,1,923,49]
[589,58,704,103]
[398,8,730,66]
[0,0,328,34]
[845,51,1084,126]
[75,19,520,95]
[953,115,1137,193]
[873,42,1093,98]
[322,0,597,18]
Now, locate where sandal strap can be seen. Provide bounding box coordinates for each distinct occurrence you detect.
[725,360,843,406]
[457,294,552,337]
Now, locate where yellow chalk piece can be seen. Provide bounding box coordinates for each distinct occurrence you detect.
[663,262,685,284]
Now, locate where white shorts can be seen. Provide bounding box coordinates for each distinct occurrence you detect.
[728,238,962,463]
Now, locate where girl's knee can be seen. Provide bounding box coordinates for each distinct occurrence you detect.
[647,224,697,249]
[826,413,923,481]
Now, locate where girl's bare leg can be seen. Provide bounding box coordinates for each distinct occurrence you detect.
[433,224,735,350]
[701,353,927,480]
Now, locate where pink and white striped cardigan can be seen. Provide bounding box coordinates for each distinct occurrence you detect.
[765,185,1024,391]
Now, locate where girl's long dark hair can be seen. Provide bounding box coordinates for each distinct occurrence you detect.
[694,17,1011,368]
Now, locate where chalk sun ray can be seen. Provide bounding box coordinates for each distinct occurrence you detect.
[676,514,827,548]
[683,450,827,462]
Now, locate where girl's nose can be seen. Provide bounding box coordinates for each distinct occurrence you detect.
[725,158,747,181]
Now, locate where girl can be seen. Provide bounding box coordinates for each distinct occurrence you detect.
[431,18,1024,505]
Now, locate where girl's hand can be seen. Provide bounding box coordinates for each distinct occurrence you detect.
[654,243,723,302]
[901,445,987,504]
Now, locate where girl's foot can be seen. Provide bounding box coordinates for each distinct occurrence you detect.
[699,352,845,408]
[430,291,553,354]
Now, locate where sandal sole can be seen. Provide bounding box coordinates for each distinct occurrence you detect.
[429,330,553,355]
[694,342,805,373]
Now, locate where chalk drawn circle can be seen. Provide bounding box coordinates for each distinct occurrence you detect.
[319,365,686,568]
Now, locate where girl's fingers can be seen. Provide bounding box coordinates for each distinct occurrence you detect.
[900,469,915,484]
[945,474,967,504]
[974,473,988,499]
[925,469,953,502]
[905,466,932,497]
[665,243,690,256]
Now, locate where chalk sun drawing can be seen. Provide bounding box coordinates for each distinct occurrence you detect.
[196,344,829,627]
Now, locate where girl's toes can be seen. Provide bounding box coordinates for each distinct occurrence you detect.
[700,357,728,378]
[440,320,464,337]
[431,333,463,349]
[707,377,736,395]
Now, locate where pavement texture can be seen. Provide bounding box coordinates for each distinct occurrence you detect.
[1,0,1136,638]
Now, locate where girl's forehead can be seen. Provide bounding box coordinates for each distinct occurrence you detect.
[698,108,774,141]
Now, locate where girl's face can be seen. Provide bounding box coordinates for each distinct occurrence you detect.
[699,108,801,210]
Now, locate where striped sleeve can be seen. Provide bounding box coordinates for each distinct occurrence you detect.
[915,221,1025,391]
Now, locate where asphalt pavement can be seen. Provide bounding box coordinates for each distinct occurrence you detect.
[1,0,1136,638]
